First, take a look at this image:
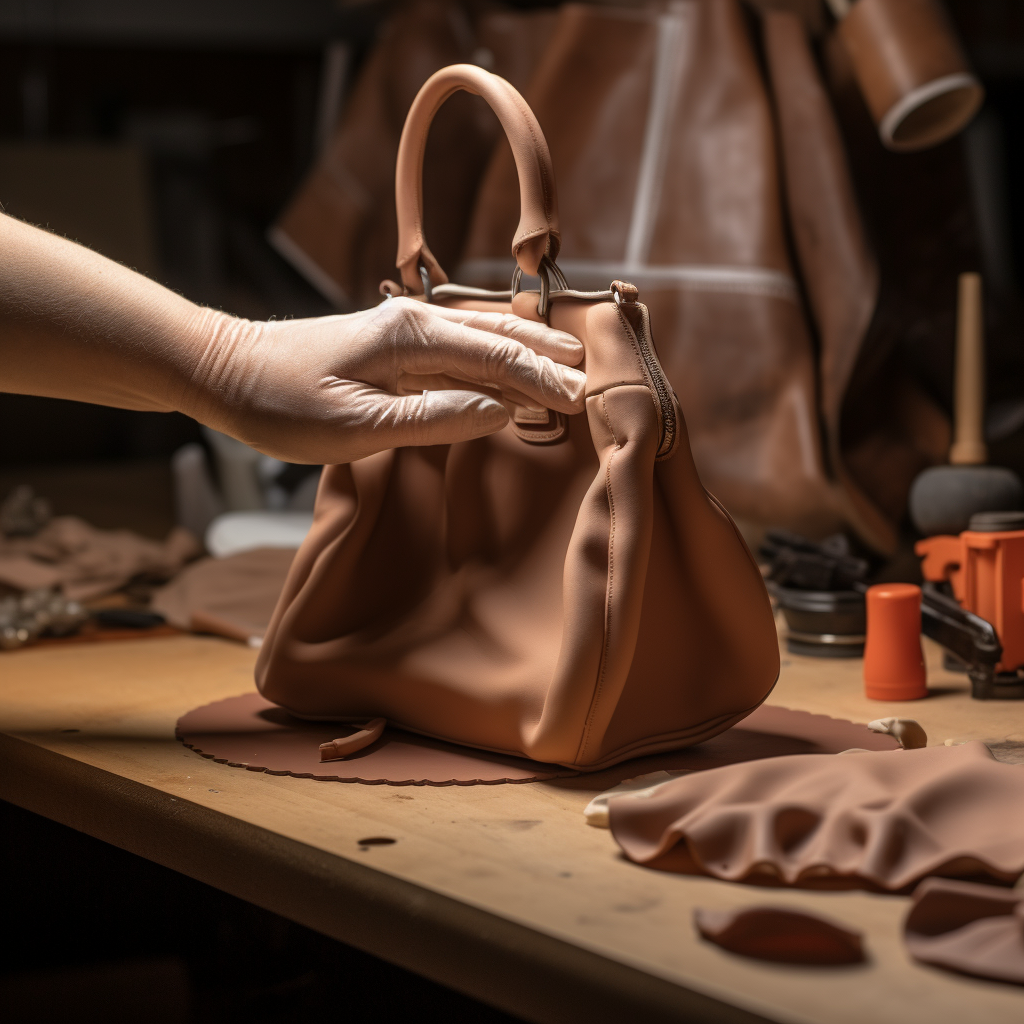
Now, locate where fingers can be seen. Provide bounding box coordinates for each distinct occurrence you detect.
[374,389,510,450]
[393,307,586,415]
[418,303,584,366]
[395,372,536,410]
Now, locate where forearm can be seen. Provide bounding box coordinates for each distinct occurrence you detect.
[0,212,586,466]
[0,212,246,415]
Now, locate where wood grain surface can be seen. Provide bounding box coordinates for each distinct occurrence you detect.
[1,631,1023,1024]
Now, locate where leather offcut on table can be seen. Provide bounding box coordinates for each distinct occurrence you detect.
[0,516,199,601]
[584,705,902,825]
[176,692,577,785]
[151,547,296,645]
[694,905,866,965]
[609,742,1024,891]
[904,877,1024,985]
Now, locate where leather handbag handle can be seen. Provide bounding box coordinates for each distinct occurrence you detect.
[395,63,560,295]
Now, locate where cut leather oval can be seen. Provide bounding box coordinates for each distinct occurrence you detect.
[695,905,865,965]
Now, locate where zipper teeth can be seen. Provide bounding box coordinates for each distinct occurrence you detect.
[631,304,677,460]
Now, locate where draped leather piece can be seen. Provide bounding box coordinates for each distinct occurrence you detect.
[904,878,1024,985]
[609,742,1024,890]
[762,10,892,552]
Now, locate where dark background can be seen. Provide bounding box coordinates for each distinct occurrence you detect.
[0,1,1022,1020]
[0,0,1021,470]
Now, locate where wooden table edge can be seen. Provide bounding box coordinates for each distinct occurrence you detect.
[0,731,771,1024]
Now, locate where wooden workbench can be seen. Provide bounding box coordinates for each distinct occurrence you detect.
[1,633,1023,1024]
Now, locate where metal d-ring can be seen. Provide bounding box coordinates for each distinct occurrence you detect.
[510,255,566,317]
[418,261,434,303]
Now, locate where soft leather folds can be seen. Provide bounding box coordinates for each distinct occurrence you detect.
[609,742,1024,889]
[257,66,779,770]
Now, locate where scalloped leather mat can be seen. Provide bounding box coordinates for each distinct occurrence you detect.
[176,694,899,787]
[176,693,576,785]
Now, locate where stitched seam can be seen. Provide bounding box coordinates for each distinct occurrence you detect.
[506,86,555,249]
[578,392,620,763]
[599,389,620,448]
[518,93,555,228]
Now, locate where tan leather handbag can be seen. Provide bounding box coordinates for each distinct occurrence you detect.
[256,65,780,771]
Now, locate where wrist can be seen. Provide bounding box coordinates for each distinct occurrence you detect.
[175,305,263,435]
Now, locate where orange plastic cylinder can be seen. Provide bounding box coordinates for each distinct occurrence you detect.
[863,583,928,701]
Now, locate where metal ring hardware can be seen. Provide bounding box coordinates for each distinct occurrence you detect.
[419,262,434,303]
[510,255,567,317]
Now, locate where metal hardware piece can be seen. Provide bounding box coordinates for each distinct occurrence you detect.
[418,262,434,303]
[511,255,568,317]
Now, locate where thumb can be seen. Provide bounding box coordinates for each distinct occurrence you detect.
[380,389,510,448]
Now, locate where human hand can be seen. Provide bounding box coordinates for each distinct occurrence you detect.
[183,297,586,465]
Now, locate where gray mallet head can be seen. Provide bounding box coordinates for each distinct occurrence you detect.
[909,464,1024,536]
[910,273,1024,537]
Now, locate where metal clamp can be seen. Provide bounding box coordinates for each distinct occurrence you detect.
[919,584,1024,699]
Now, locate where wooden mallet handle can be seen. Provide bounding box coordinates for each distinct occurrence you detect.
[949,272,987,466]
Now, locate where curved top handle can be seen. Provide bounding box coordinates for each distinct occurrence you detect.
[395,64,560,295]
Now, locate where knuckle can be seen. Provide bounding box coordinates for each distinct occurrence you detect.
[492,336,526,370]
[378,297,428,341]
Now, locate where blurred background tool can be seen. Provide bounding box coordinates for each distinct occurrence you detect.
[761,530,870,657]
[917,511,1024,698]
[832,0,984,151]
[909,272,1023,536]
[919,583,1002,699]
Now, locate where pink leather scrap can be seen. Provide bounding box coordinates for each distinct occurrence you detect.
[694,906,865,964]
[609,742,1024,891]
[905,878,1024,985]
